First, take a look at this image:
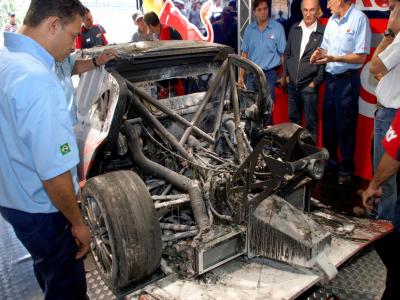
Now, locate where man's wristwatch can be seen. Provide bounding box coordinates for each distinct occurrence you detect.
[384,28,395,38]
[92,57,99,67]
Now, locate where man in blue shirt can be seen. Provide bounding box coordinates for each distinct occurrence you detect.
[0,1,90,299]
[238,0,286,101]
[310,0,371,185]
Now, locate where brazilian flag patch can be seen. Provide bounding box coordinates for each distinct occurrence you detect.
[60,143,71,156]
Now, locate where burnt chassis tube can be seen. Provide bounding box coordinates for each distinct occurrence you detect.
[121,122,210,230]
[123,55,270,160]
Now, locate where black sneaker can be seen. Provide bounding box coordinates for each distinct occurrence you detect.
[338,175,351,185]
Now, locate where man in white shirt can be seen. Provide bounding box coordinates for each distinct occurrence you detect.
[368,1,400,223]
[283,0,325,142]
[366,5,400,297]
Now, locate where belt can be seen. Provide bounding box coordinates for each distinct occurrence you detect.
[262,66,279,73]
[375,102,396,110]
[328,69,359,80]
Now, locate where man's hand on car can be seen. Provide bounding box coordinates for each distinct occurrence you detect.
[97,48,119,65]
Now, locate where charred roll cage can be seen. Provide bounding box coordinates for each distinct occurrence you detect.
[76,41,330,291]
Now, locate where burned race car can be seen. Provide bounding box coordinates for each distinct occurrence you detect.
[74,40,331,291]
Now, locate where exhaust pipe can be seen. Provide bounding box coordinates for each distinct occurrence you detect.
[121,122,210,231]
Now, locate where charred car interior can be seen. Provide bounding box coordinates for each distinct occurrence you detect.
[74,40,332,291]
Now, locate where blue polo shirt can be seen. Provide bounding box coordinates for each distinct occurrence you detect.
[241,19,286,71]
[0,32,80,213]
[320,4,371,75]
[56,53,78,125]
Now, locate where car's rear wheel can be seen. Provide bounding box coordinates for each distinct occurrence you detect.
[81,170,162,290]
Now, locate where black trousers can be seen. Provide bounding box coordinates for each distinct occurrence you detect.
[288,84,318,142]
[323,71,360,176]
[0,207,87,300]
[375,230,400,300]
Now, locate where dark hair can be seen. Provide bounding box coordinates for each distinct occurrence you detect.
[23,0,86,27]
[143,11,160,26]
[252,0,269,11]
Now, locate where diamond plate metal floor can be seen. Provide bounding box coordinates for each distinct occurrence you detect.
[0,213,387,300]
[302,247,385,300]
[0,215,42,300]
[86,269,117,300]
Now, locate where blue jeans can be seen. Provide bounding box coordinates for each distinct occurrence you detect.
[374,107,397,221]
[247,68,277,101]
[0,207,87,300]
[288,84,318,142]
[323,71,360,176]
